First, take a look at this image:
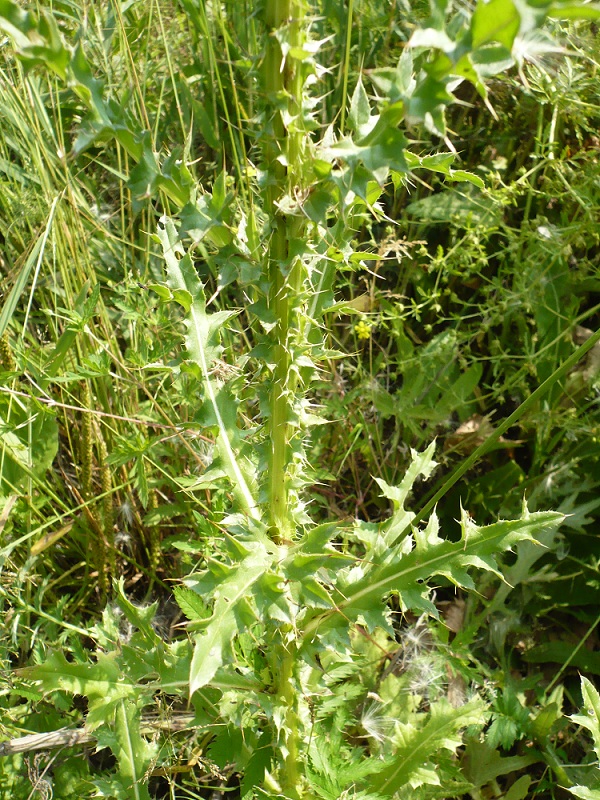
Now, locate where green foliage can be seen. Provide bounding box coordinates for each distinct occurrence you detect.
[1,0,600,798]
[568,678,600,800]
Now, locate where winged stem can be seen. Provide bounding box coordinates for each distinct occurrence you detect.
[262,1,309,794]
[263,0,308,544]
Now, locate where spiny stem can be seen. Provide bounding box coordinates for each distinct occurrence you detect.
[264,0,307,543]
[278,642,301,799]
[262,1,308,795]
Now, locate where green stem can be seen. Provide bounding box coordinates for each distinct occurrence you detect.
[262,3,307,796]
[339,0,354,133]
[263,0,307,543]
[278,642,301,799]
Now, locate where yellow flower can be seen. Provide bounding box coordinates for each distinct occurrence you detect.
[354,319,372,340]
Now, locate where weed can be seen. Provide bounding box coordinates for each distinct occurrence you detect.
[1,1,600,799]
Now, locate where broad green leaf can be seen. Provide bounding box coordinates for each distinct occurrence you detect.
[96,700,156,800]
[407,186,499,224]
[0,0,69,77]
[93,776,132,798]
[472,0,521,50]
[0,397,59,497]
[0,0,189,206]
[240,730,274,799]
[547,2,600,19]
[173,585,211,622]
[505,776,533,800]
[569,789,600,800]
[18,651,137,730]
[525,643,600,677]
[448,170,485,187]
[462,736,539,788]
[409,27,455,51]
[70,41,111,126]
[0,0,36,49]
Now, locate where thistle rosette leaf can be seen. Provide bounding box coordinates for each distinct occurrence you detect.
[17,651,141,730]
[0,0,192,206]
[95,700,157,800]
[375,440,438,548]
[17,651,158,800]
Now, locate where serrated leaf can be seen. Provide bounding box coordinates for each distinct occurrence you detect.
[113,577,160,646]
[173,585,211,622]
[208,726,245,769]
[375,441,437,547]
[157,217,258,517]
[18,651,137,730]
[190,547,274,694]
[448,170,485,187]
[240,731,273,799]
[462,736,539,788]
[314,507,563,633]
[571,677,600,762]
[373,698,487,795]
[93,776,131,799]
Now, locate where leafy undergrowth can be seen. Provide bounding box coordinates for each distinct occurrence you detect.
[0,0,599,798]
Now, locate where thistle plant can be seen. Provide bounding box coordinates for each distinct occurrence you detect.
[2,0,600,798]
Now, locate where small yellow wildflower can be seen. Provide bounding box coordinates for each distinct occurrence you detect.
[354,319,373,340]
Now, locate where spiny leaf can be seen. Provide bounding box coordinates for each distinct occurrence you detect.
[348,77,374,137]
[190,546,274,694]
[571,677,600,762]
[95,700,156,800]
[373,698,487,795]
[113,577,160,647]
[18,651,138,730]
[157,217,258,518]
[375,440,437,547]
[309,505,563,634]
